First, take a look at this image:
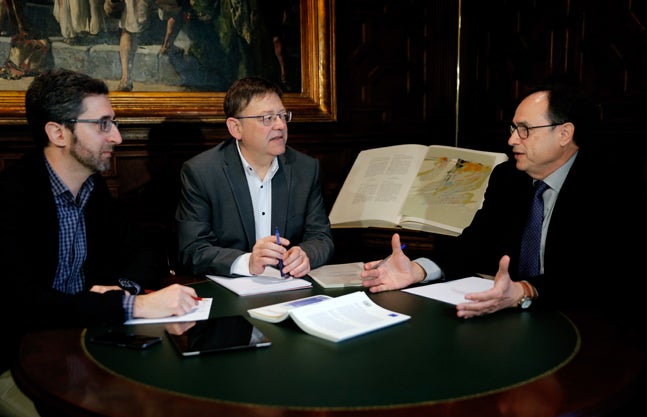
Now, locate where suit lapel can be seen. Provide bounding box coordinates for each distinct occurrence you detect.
[222,142,256,245]
[272,153,290,232]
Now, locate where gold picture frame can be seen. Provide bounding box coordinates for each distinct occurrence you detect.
[0,0,336,124]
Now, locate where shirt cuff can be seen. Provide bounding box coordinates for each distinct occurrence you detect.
[231,253,252,276]
[414,257,443,284]
[123,294,135,321]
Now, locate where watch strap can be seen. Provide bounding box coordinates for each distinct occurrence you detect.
[517,280,534,308]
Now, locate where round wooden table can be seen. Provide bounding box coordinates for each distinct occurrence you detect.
[13,280,645,416]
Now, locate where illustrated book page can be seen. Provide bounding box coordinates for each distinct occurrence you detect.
[399,145,508,236]
[329,144,508,236]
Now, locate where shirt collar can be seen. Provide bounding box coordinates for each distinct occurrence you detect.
[45,156,95,204]
[235,140,279,181]
[540,151,577,192]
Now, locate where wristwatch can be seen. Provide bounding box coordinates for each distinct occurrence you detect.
[118,278,142,295]
[517,280,534,309]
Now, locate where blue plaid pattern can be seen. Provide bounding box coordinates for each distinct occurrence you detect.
[123,294,135,320]
[47,161,94,294]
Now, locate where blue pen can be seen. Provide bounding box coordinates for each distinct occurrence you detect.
[275,226,285,277]
[372,244,406,270]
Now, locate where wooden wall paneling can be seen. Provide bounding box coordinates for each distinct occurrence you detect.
[2,0,644,264]
[458,0,647,146]
[335,1,454,143]
[427,0,460,143]
[457,0,646,207]
[0,126,34,171]
[331,227,442,264]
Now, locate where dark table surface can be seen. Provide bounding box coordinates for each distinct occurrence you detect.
[13,278,645,417]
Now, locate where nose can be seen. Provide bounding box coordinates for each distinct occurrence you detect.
[508,130,520,146]
[108,125,123,144]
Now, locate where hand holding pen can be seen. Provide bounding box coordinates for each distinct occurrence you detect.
[132,284,201,318]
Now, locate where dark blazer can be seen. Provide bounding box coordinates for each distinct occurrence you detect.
[434,147,640,310]
[176,139,334,276]
[0,151,163,372]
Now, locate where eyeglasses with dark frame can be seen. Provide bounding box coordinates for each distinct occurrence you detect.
[509,122,565,139]
[65,116,119,133]
[235,111,292,126]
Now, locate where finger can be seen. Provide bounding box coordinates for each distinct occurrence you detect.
[181,285,198,298]
[391,233,402,253]
[368,283,387,293]
[495,255,511,280]
[363,260,379,270]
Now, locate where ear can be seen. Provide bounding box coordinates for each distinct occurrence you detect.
[226,117,243,140]
[44,122,68,148]
[558,122,575,147]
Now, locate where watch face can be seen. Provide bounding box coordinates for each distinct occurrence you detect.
[520,297,532,309]
[118,278,141,295]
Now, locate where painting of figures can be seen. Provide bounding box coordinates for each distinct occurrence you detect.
[0,0,301,92]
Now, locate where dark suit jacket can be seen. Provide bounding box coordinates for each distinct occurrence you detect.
[0,151,163,372]
[176,139,334,276]
[433,147,641,311]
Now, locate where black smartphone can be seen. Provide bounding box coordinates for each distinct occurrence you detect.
[90,330,162,350]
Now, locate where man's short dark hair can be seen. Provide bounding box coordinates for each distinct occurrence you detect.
[25,68,110,148]
[523,81,600,148]
[223,76,283,119]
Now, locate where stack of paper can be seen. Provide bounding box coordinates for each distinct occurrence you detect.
[207,267,312,296]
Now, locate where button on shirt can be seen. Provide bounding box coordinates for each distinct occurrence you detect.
[230,141,280,276]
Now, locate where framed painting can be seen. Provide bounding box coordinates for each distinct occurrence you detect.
[0,0,336,124]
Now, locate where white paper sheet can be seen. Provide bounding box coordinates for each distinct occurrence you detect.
[403,277,494,305]
[124,298,213,325]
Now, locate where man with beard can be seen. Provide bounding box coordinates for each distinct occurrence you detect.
[0,68,199,417]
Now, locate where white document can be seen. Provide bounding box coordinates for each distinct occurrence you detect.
[307,262,365,288]
[250,291,410,342]
[403,276,494,305]
[124,298,213,325]
[248,265,284,279]
[207,268,312,296]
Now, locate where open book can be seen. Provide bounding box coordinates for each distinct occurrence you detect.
[329,144,508,236]
[247,292,410,342]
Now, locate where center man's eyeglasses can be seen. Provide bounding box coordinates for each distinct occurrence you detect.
[66,116,119,133]
[235,111,292,126]
[509,122,564,139]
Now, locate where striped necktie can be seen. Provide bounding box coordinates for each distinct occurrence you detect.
[518,180,549,277]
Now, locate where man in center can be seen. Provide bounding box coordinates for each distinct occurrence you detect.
[176,76,334,278]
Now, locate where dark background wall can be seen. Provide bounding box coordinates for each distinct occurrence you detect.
[1,0,645,265]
